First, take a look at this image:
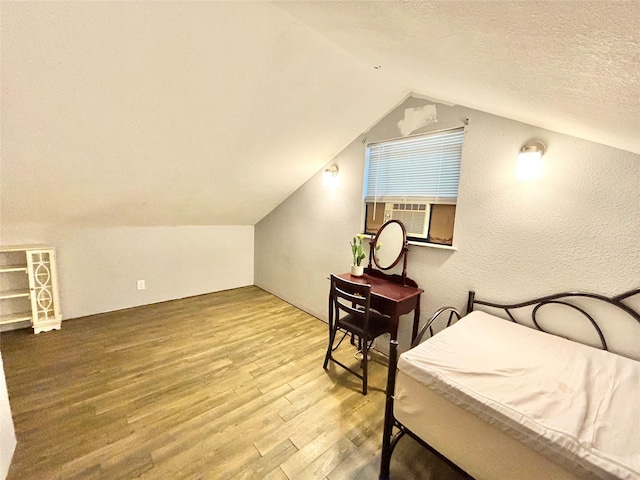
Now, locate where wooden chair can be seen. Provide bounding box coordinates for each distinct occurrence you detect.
[323,274,392,395]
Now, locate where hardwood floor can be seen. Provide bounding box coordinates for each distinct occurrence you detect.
[1,286,464,479]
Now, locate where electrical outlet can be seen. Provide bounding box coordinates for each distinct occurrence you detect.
[137,280,145,291]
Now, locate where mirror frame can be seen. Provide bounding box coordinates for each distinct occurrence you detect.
[369,219,408,272]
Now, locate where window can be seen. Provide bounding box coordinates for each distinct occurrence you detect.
[363,127,464,246]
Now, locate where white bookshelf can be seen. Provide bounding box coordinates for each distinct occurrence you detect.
[0,245,62,333]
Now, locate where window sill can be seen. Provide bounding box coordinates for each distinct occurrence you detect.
[408,240,457,251]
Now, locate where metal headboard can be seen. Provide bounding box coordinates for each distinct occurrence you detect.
[466,288,640,351]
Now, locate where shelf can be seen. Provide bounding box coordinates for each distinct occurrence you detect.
[0,244,51,253]
[0,289,30,300]
[0,312,32,324]
[0,264,28,274]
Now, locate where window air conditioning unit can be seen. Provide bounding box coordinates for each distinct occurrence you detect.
[385,203,429,238]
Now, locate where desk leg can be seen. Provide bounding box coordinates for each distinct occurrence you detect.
[379,338,399,480]
[323,286,334,369]
[411,295,421,343]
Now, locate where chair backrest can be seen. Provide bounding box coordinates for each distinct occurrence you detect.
[330,274,371,326]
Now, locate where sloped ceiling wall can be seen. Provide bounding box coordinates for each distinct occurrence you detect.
[1,1,405,228]
[276,1,639,153]
[1,1,638,230]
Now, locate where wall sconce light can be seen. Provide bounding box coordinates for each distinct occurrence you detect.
[322,164,339,187]
[517,141,546,180]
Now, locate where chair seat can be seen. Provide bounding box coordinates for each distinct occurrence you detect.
[338,310,391,341]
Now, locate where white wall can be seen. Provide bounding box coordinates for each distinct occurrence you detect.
[0,352,16,480]
[0,225,254,319]
[255,96,640,353]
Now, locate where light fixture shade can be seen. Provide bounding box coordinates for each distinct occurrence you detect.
[323,165,339,187]
[517,141,546,180]
[519,141,546,158]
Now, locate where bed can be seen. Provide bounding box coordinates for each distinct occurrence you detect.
[379,288,640,480]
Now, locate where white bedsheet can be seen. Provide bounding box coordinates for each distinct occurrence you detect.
[398,311,640,480]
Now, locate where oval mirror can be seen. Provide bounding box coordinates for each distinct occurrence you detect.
[372,220,407,270]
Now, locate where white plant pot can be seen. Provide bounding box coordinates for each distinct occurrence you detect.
[351,264,364,277]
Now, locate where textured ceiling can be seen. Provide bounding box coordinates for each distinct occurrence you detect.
[276,1,640,154]
[1,1,638,229]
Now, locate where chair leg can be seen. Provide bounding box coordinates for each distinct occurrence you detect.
[358,339,372,369]
[323,325,336,369]
[362,339,369,395]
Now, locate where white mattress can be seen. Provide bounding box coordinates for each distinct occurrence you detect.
[394,369,582,480]
[397,311,640,480]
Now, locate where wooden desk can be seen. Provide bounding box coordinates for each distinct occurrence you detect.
[332,269,423,480]
[332,270,423,389]
[335,271,423,345]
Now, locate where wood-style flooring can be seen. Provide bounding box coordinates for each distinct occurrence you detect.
[1,286,465,479]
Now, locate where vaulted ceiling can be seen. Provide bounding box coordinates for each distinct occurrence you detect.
[1,1,638,229]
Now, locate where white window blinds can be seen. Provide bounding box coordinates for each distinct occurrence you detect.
[364,127,464,203]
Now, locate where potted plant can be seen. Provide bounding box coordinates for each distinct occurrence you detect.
[350,235,366,276]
